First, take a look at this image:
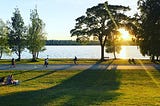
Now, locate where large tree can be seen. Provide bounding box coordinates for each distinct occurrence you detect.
[8,8,26,61]
[137,0,160,61]
[27,8,46,62]
[0,19,10,59]
[70,1,130,61]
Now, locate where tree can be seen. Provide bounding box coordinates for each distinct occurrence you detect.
[8,8,26,61]
[105,30,121,59]
[27,8,46,62]
[0,19,10,59]
[137,0,160,61]
[71,1,130,61]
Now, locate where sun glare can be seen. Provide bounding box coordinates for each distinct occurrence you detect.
[119,46,127,59]
[118,28,131,40]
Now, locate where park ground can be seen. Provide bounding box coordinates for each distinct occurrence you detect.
[0,59,160,106]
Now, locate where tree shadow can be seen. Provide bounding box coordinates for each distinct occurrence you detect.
[0,67,42,78]
[47,64,74,71]
[22,71,57,82]
[153,64,160,72]
[0,61,122,106]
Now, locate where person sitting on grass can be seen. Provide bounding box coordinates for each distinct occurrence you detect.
[6,75,13,85]
[128,58,131,64]
[0,77,5,85]
[132,58,136,64]
[6,75,19,85]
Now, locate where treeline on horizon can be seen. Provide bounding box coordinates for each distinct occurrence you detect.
[45,40,136,46]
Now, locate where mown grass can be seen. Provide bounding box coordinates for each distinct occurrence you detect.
[0,59,106,64]
[0,68,160,106]
[0,58,156,65]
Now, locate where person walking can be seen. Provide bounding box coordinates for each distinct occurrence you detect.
[44,58,48,67]
[73,56,77,64]
[11,58,15,68]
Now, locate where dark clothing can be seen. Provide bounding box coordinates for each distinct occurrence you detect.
[6,75,13,85]
[44,58,48,67]
[0,77,5,82]
[11,58,15,67]
[74,56,77,64]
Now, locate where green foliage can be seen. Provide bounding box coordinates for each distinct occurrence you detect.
[27,8,46,61]
[71,1,130,61]
[8,8,26,61]
[137,0,160,61]
[105,32,121,59]
[0,19,11,59]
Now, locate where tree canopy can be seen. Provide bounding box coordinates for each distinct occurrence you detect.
[137,0,160,61]
[71,1,130,60]
[8,8,26,61]
[27,8,46,61]
[0,19,10,59]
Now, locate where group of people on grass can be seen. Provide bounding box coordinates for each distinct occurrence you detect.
[0,75,19,86]
[128,58,136,64]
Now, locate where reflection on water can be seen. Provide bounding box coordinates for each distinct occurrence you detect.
[2,46,149,59]
[119,46,126,59]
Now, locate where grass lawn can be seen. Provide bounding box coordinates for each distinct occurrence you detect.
[0,68,160,106]
[0,58,157,65]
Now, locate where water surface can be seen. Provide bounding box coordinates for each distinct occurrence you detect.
[2,46,149,59]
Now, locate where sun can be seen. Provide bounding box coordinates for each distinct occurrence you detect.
[118,28,131,40]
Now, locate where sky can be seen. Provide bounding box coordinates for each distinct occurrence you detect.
[0,0,138,40]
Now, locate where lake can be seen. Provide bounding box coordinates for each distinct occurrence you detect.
[2,46,149,59]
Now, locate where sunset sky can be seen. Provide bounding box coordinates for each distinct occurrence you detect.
[0,0,138,40]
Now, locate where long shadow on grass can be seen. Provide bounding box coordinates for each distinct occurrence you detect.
[0,60,122,106]
[22,71,57,82]
[22,64,75,82]
[0,67,43,78]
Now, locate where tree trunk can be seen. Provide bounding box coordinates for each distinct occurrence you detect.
[100,44,104,61]
[156,56,159,61]
[151,55,155,62]
[0,50,2,59]
[17,51,21,61]
[36,52,39,59]
[99,35,107,62]
[113,46,116,59]
[113,51,116,59]
[32,52,37,62]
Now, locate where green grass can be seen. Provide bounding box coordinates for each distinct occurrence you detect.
[0,59,109,64]
[0,58,156,65]
[0,68,160,106]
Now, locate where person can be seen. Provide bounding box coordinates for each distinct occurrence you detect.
[6,75,13,85]
[6,75,19,85]
[73,56,77,64]
[44,58,48,67]
[11,58,15,68]
[0,77,5,83]
[0,77,5,85]
[128,58,131,64]
[132,58,136,64]
[12,79,19,85]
